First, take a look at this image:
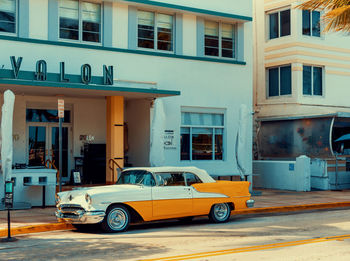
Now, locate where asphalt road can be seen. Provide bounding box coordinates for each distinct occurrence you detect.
[1,209,350,260]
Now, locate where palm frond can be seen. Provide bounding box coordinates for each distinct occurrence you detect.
[297,0,350,32]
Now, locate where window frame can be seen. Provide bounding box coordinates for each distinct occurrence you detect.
[204,19,237,59]
[180,110,225,161]
[266,64,292,98]
[302,65,324,97]
[0,0,18,36]
[302,9,321,37]
[136,9,175,53]
[58,0,103,45]
[267,7,291,40]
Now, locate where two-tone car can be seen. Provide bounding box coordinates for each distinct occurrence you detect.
[55,166,254,232]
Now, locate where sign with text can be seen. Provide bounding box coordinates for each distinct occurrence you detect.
[164,130,176,149]
[58,99,64,118]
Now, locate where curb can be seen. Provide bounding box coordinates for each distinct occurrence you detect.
[1,202,350,237]
[0,223,74,237]
[233,201,350,215]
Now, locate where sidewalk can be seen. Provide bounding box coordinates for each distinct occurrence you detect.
[0,189,350,236]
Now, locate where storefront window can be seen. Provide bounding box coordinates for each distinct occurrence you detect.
[181,112,224,161]
[59,0,101,43]
[26,109,71,123]
[0,0,16,34]
[138,10,173,51]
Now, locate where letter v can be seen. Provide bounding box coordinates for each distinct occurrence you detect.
[10,56,23,79]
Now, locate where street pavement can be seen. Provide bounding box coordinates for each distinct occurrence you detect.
[0,208,350,260]
[0,188,350,236]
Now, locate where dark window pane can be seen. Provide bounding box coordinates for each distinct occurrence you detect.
[60,17,79,30]
[157,29,172,51]
[268,68,279,97]
[138,39,154,49]
[60,29,79,40]
[302,10,311,35]
[138,27,154,39]
[0,21,15,33]
[26,109,70,123]
[269,13,278,39]
[205,47,219,56]
[222,39,233,49]
[303,65,312,95]
[181,129,190,160]
[138,25,154,48]
[205,36,219,47]
[28,126,46,166]
[192,131,213,160]
[280,65,291,95]
[215,133,223,160]
[222,49,233,58]
[83,21,100,33]
[83,32,100,42]
[312,11,321,37]
[280,10,290,37]
[0,11,15,22]
[313,66,322,95]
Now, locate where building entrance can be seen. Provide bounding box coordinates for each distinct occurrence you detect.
[26,109,72,182]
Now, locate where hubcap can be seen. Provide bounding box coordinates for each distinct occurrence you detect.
[213,203,229,221]
[107,208,128,231]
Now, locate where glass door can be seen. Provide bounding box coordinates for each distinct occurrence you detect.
[28,125,47,166]
[50,127,69,180]
[27,123,71,182]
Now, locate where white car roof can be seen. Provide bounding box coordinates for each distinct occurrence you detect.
[122,166,216,183]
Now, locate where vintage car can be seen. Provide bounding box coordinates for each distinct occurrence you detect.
[55,167,254,232]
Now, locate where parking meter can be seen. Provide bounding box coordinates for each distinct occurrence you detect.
[5,181,14,209]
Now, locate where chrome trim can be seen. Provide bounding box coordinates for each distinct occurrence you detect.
[55,208,105,224]
[246,199,255,208]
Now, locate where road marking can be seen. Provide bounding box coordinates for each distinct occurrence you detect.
[141,234,350,261]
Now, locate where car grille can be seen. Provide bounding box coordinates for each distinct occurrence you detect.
[60,204,85,213]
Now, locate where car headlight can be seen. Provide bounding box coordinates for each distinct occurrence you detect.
[85,193,92,205]
[55,194,61,205]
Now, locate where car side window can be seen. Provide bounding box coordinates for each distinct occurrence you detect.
[154,172,185,186]
[184,172,202,186]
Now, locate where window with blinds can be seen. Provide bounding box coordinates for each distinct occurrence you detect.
[0,0,16,34]
[138,10,173,51]
[59,0,101,43]
[205,20,236,58]
[181,112,224,161]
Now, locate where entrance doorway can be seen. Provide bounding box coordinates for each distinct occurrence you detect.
[26,109,72,182]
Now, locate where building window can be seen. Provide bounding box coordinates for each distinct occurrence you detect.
[181,112,224,161]
[204,21,236,58]
[267,65,292,97]
[303,65,323,96]
[59,0,101,43]
[302,10,320,37]
[269,9,290,39]
[0,0,16,34]
[137,10,173,51]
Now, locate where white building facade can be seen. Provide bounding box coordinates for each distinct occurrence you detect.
[0,0,253,206]
[253,0,350,190]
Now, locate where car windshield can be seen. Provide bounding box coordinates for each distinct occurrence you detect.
[116,170,155,186]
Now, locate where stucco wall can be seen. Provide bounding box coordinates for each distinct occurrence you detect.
[253,156,311,191]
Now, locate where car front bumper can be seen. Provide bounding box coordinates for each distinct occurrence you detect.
[246,199,255,208]
[55,209,105,224]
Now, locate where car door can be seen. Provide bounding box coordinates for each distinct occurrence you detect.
[152,172,193,219]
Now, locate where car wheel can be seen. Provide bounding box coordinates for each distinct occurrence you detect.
[101,205,130,232]
[209,203,231,223]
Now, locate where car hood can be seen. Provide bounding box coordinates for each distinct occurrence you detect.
[59,184,143,198]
